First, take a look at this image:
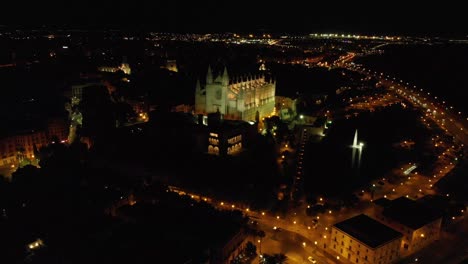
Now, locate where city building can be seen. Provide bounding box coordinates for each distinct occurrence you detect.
[46,118,69,143]
[0,131,48,167]
[195,65,276,122]
[65,79,103,101]
[374,197,442,255]
[98,57,131,75]
[210,228,251,264]
[275,96,296,120]
[332,214,402,264]
[171,104,193,113]
[162,59,178,72]
[204,112,256,156]
[0,118,69,167]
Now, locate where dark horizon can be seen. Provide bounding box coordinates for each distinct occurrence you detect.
[1,24,467,38]
[1,1,467,36]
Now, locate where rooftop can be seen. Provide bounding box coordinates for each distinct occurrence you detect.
[334,214,402,248]
[373,197,391,207]
[383,196,442,230]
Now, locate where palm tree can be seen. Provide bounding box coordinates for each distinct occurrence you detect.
[273,253,287,263]
[262,253,287,264]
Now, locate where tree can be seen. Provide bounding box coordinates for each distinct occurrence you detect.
[245,241,257,257]
[80,85,116,139]
[256,229,266,239]
[262,253,287,264]
[273,253,287,263]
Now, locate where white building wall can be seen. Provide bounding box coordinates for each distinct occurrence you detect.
[331,227,401,264]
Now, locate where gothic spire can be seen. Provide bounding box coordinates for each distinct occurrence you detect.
[196,78,201,91]
[221,66,229,86]
[206,65,213,84]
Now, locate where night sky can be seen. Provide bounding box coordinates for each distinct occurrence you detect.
[1,1,467,35]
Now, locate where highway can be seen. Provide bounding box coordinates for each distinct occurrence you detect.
[349,65,468,147]
[339,63,468,263]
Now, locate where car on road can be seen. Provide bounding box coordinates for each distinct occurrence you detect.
[308,256,317,263]
[273,226,282,232]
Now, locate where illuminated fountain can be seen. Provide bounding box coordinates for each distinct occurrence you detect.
[351,129,364,168]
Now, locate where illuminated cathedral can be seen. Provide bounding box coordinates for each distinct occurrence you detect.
[195,65,276,122]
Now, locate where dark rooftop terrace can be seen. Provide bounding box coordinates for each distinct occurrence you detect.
[383,196,442,230]
[334,214,402,248]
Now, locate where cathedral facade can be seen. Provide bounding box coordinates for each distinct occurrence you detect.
[195,66,276,122]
